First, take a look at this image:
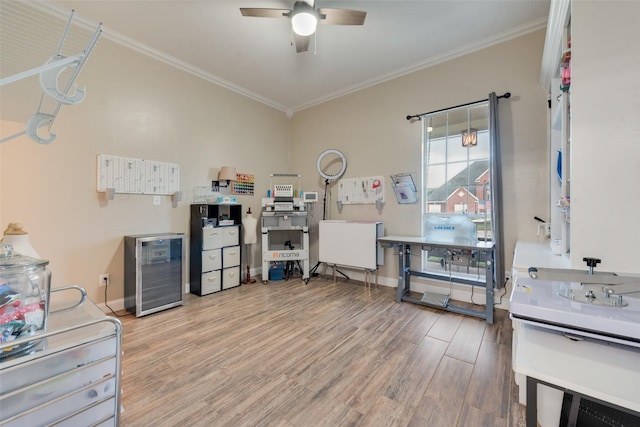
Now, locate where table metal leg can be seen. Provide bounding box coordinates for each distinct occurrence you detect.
[485,257,494,324]
[526,376,538,427]
[395,244,406,302]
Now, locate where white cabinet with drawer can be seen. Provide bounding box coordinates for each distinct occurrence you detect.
[203,227,223,250]
[201,270,222,295]
[202,248,222,272]
[222,266,240,290]
[1,288,122,426]
[222,226,239,247]
[219,226,241,290]
[223,245,241,268]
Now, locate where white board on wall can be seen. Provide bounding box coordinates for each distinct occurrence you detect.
[337,176,384,205]
[97,154,180,195]
[319,220,384,270]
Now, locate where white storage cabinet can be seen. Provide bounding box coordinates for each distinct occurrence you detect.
[0,287,122,426]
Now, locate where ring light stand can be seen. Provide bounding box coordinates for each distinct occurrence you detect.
[310,149,349,279]
[316,149,347,220]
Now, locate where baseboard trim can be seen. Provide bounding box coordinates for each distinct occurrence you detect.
[102,267,509,314]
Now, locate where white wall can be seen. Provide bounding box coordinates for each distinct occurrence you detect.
[291,30,549,303]
[2,27,550,309]
[1,39,290,305]
[570,1,640,274]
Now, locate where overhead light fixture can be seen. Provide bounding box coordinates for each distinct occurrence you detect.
[291,3,318,36]
[461,128,478,147]
[217,166,237,187]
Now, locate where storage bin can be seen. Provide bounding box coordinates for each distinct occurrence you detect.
[269,264,284,281]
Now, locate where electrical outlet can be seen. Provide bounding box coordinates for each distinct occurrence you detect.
[153,196,161,206]
[504,270,511,285]
[99,273,110,287]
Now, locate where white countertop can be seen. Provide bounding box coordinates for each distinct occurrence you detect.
[513,240,570,271]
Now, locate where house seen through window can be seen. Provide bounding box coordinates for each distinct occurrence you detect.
[421,101,493,283]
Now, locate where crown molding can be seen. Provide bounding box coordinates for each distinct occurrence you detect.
[292,16,548,113]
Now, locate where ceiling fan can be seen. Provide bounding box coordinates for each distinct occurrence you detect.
[240,1,366,53]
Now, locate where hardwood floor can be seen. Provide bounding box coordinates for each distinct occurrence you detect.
[118,276,527,426]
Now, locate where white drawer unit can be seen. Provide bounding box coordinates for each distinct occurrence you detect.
[222,266,241,290]
[222,226,239,247]
[223,245,241,268]
[202,227,223,250]
[0,287,122,426]
[201,270,222,295]
[202,248,222,272]
[190,204,243,296]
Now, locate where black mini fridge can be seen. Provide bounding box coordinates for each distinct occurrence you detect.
[124,233,185,317]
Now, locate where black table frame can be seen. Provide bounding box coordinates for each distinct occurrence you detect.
[378,236,495,324]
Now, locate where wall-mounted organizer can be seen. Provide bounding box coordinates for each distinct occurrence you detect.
[96,154,180,195]
[232,173,255,195]
[337,176,385,209]
[391,173,418,204]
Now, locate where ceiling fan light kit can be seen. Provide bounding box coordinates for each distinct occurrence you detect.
[289,3,319,36]
[240,1,366,53]
[291,13,316,36]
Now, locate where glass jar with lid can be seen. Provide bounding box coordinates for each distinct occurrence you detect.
[0,245,51,358]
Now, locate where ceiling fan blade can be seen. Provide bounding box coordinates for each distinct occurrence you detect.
[240,8,290,18]
[294,33,310,53]
[318,8,366,25]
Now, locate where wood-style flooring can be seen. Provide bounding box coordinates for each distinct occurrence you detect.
[118,276,526,426]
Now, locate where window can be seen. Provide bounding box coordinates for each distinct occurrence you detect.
[422,102,493,283]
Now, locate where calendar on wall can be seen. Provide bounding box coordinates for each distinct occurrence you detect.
[97,154,180,195]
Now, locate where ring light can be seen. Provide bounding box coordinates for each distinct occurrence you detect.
[316,149,347,181]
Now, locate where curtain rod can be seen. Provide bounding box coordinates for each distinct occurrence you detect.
[406,92,511,121]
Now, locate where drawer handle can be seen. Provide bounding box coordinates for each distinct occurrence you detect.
[228,250,237,256]
[207,277,218,282]
[208,254,218,260]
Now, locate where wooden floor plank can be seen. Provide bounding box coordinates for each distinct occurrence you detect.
[117,277,521,426]
[426,310,463,342]
[445,316,486,363]
[384,336,449,405]
[356,394,411,427]
[407,355,474,427]
[465,339,512,418]
[458,403,507,427]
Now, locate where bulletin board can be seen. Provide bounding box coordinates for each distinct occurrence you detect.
[337,176,385,205]
[97,154,180,195]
